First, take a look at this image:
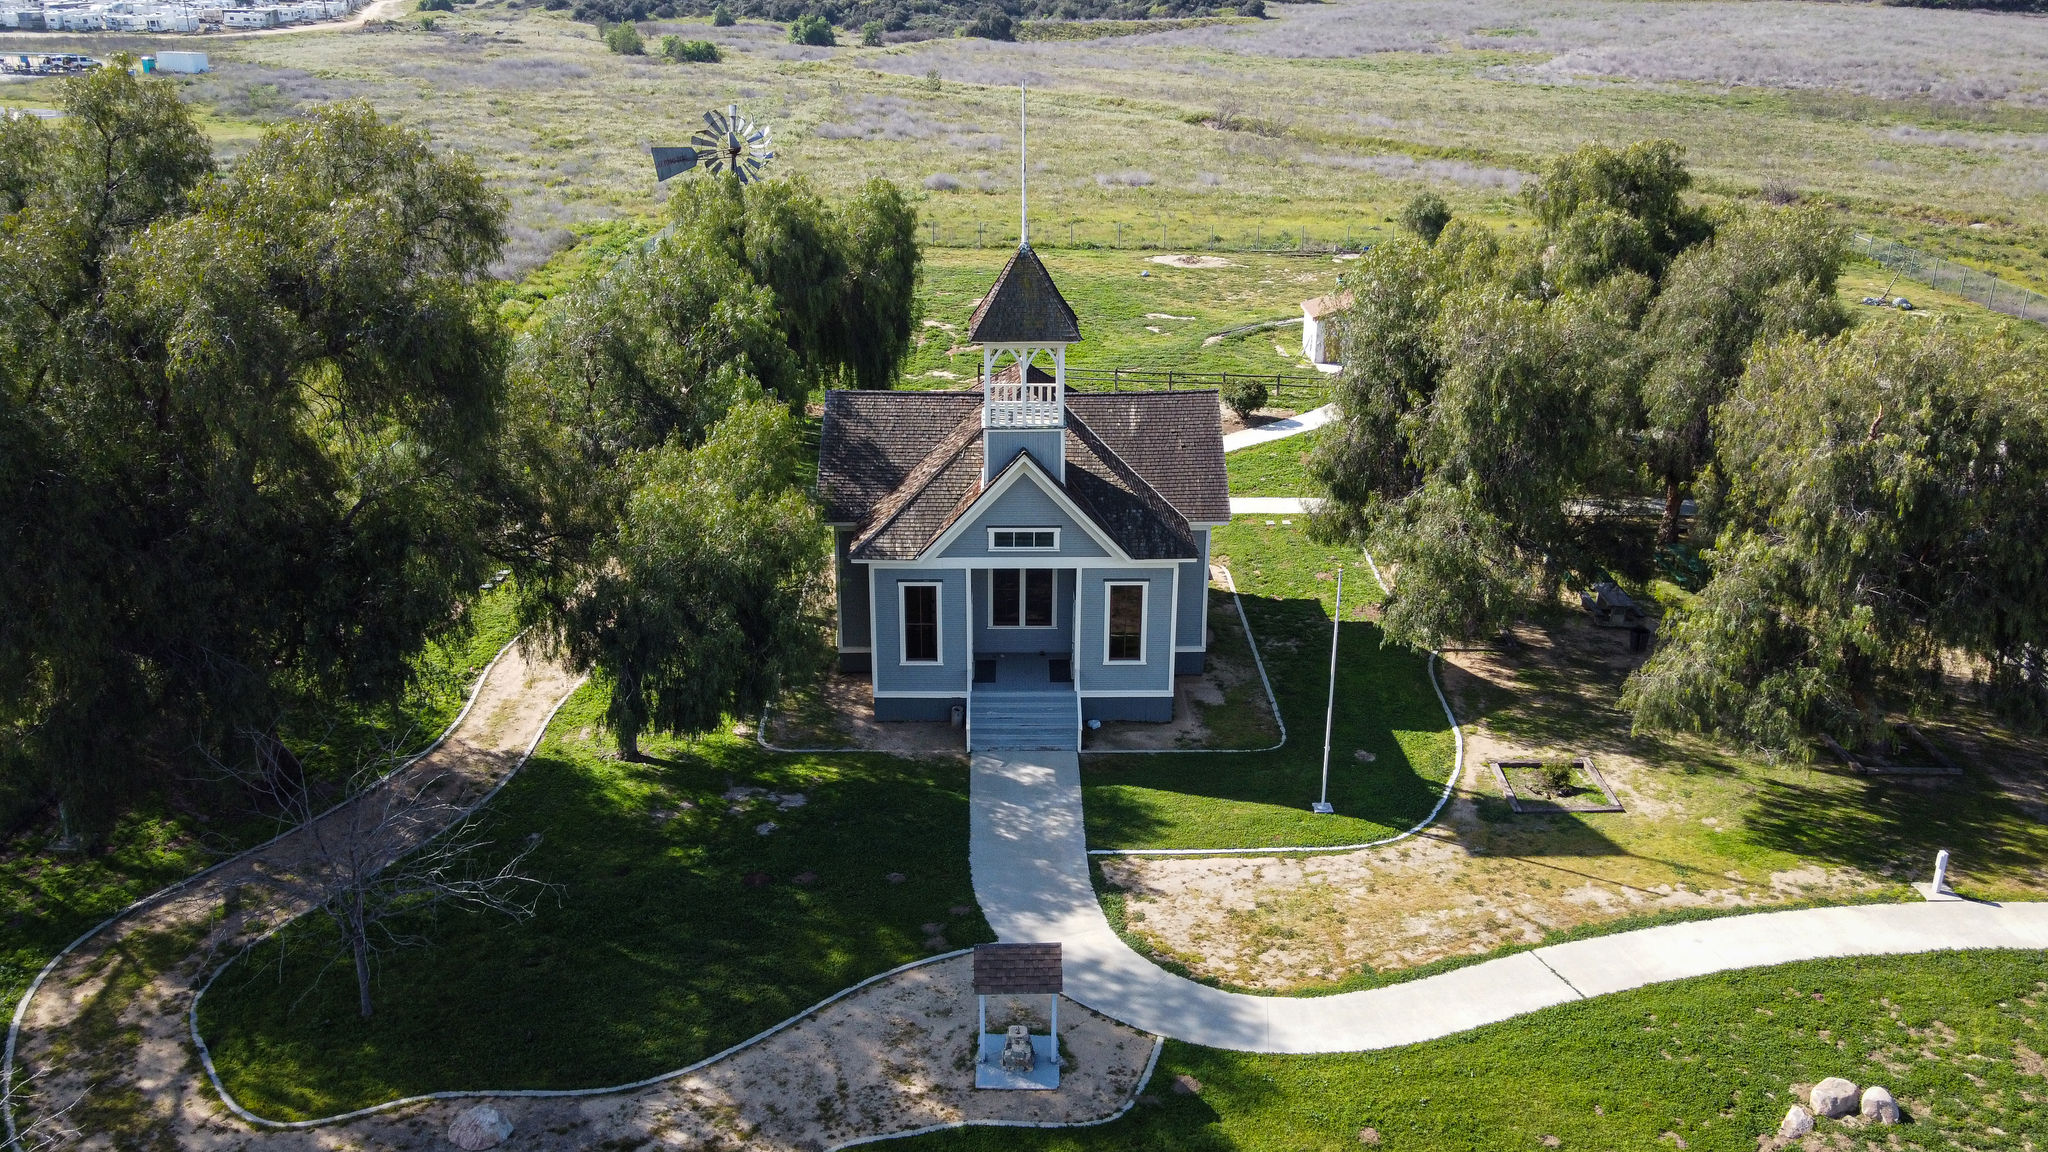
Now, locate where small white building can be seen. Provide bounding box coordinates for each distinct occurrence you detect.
[1300,291,1354,369]
[154,50,210,72]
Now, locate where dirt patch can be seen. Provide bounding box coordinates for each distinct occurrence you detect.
[1149,254,1232,268]
[1086,579,1277,751]
[200,957,1153,1151]
[1094,609,1928,993]
[765,668,965,758]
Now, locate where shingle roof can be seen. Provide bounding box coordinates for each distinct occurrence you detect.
[820,389,1229,561]
[818,391,980,525]
[967,245,1082,345]
[1303,291,1355,320]
[973,942,1062,995]
[1066,391,1232,524]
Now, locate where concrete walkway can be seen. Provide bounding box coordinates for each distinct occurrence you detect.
[1221,404,1336,453]
[1229,496,1321,515]
[970,750,2048,1054]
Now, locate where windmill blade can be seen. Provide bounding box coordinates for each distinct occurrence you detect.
[702,108,730,136]
[651,146,700,182]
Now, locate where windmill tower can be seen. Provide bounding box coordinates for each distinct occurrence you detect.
[966,85,1080,483]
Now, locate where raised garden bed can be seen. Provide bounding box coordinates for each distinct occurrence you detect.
[1490,758,1623,814]
[1818,726,1962,777]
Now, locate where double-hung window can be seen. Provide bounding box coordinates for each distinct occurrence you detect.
[991,569,1055,628]
[901,582,940,663]
[1106,582,1146,663]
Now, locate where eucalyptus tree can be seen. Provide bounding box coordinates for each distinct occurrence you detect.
[1625,323,2048,753]
[1639,207,1850,541]
[1,91,512,836]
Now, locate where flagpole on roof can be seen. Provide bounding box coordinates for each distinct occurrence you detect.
[1019,82,1029,248]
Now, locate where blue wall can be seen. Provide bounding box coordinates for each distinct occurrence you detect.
[870,568,970,697]
[1075,567,1176,696]
[939,479,1109,561]
[984,428,1066,483]
[836,529,871,652]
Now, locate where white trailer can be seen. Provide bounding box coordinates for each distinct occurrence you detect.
[154,51,210,73]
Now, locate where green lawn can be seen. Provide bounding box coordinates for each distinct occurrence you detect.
[0,586,523,1014]
[897,949,2048,1152]
[901,247,1339,384]
[1225,427,1325,498]
[1081,519,1455,852]
[195,687,993,1120]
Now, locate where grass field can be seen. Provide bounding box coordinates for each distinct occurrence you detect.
[1224,426,1323,497]
[9,0,2047,302]
[1081,518,1455,852]
[0,587,522,1015]
[195,685,992,1120]
[895,949,2048,1152]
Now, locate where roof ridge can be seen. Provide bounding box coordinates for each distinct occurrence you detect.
[851,411,983,555]
[1064,411,1194,534]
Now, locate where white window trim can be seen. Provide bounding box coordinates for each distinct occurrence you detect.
[988,568,1059,630]
[988,526,1060,552]
[898,580,943,666]
[1104,580,1149,666]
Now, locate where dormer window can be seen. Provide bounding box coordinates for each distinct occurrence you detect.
[990,528,1058,551]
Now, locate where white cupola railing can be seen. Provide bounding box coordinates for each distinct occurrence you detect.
[983,344,1065,429]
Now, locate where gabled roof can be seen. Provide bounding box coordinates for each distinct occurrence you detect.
[967,245,1082,345]
[818,388,1230,561]
[973,942,1062,995]
[1303,291,1355,320]
[1066,391,1231,524]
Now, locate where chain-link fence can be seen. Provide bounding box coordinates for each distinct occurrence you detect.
[1853,235,2048,326]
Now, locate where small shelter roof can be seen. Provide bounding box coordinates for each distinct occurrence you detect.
[972,942,1063,995]
[1302,291,1355,320]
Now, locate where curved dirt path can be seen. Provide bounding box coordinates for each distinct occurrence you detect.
[971,750,2048,1053]
[6,640,583,1150]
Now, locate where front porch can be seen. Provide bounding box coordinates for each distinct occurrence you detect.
[971,654,1081,753]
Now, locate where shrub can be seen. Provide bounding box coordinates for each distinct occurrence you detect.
[711,3,734,23]
[1398,191,1452,243]
[417,13,437,28]
[921,68,941,91]
[963,9,1013,38]
[861,18,884,44]
[1536,762,1574,797]
[661,34,720,60]
[924,172,963,191]
[417,0,453,11]
[603,20,645,52]
[788,13,836,44]
[1222,378,1269,419]
[1240,0,1264,14]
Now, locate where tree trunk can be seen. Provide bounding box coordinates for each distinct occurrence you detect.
[351,895,374,1019]
[1659,478,1685,545]
[617,727,641,763]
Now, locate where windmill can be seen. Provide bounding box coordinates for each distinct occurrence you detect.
[651,104,775,184]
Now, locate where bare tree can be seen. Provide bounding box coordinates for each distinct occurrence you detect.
[3,1067,86,1152]
[216,730,557,1019]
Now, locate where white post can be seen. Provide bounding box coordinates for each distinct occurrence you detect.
[1932,849,1951,894]
[1313,567,1341,814]
[1049,995,1060,1067]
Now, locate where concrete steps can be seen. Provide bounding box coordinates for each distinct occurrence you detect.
[970,691,1078,752]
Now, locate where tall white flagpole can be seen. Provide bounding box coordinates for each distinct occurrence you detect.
[1019,83,1029,247]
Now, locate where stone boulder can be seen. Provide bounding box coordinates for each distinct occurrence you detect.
[1810,1077,1858,1118]
[1860,1085,1901,1124]
[448,1105,514,1150]
[1778,1105,1814,1140]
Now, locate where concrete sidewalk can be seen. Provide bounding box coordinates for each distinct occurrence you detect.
[1229,497,1321,515]
[1222,404,1336,453]
[969,751,2048,1054]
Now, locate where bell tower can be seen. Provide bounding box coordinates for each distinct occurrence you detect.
[968,84,1081,482]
